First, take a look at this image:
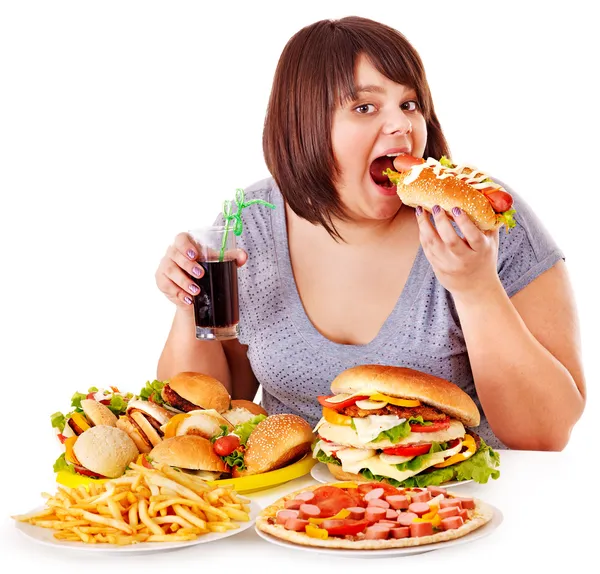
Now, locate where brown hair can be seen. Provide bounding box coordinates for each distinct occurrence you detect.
[263,16,450,239]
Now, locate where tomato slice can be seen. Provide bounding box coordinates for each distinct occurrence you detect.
[382,443,432,457]
[317,395,369,411]
[322,519,369,537]
[357,483,399,498]
[73,465,106,479]
[310,486,359,518]
[409,418,451,433]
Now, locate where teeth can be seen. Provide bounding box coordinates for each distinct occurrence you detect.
[386,152,405,157]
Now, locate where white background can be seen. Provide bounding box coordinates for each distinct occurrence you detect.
[1,0,598,569]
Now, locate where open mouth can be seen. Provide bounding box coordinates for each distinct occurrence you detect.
[369,155,396,190]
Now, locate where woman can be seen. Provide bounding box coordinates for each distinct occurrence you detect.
[155,16,585,450]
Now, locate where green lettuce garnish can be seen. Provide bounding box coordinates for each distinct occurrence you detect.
[211,415,268,469]
[139,380,166,405]
[498,208,517,231]
[393,441,445,472]
[361,416,433,444]
[383,167,401,185]
[223,450,246,470]
[315,449,342,466]
[53,453,76,474]
[50,412,66,433]
[70,392,87,411]
[108,395,128,416]
[439,156,456,168]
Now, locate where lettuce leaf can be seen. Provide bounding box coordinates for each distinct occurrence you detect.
[498,208,517,232]
[70,392,87,411]
[233,414,267,445]
[108,395,128,416]
[383,168,401,185]
[210,425,231,444]
[53,453,75,474]
[371,420,411,443]
[315,449,342,466]
[393,441,445,472]
[139,380,166,405]
[50,412,66,433]
[223,450,246,470]
[439,156,456,168]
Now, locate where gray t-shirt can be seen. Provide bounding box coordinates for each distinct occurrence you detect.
[216,177,564,450]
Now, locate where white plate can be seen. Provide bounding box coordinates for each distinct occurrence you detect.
[255,502,503,557]
[14,500,261,554]
[310,462,473,488]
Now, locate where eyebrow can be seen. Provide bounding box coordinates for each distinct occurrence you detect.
[355,84,386,95]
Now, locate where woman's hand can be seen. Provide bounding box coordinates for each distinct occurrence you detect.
[415,205,501,300]
[155,232,248,309]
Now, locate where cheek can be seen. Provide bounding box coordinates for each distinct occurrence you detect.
[332,125,373,176]
[412,115,428,155]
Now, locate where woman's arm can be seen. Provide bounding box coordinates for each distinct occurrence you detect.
[415,206,585,451]
[452,261,585,450]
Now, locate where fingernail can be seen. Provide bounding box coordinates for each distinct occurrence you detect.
[415,206,423,217]
[186,249,196,260]
[432,205,441,216]
[189,284,199,294]
[192,266,203,277]
[452,207,462,217]
[184,296,193,305]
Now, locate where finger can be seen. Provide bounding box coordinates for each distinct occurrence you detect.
[431,205,469,253]
[235,249,248,267]
[415,206,443,253]
[450,207,487,251]
[161,252,203,297]
[167,245,205,281]
[174,232,201,262]
[156,273,195,308]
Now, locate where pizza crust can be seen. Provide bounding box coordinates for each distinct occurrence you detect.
[255,482,494,550]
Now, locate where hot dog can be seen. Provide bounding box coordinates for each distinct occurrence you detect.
[385,154,517,232]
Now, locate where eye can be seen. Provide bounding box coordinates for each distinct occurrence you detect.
[354,103,376,114]
[402,100,419,112]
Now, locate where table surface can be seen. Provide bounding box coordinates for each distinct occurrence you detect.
[3,449,596,572]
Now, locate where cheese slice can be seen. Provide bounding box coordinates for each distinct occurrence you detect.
[352,415,406,443]
[313,417,326,433]
[340,440,463,482]
[318,419,466,449]
[335,447,377,465]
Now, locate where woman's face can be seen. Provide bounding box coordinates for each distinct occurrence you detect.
[331,54,427,221]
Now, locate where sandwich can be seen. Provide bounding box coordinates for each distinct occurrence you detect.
[138,372,231,414]
[160,408,234,441]
[222,399,268,426]
[115,398,173,453]
[211,413,314,477]
[312,365,500,488]
[149,435,229,480]
[381,154,516,231]
[54,425,138,479]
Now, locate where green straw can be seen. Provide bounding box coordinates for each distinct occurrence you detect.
[219,188,275,261]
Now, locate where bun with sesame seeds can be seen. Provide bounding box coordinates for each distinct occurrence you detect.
[231,414,314,478]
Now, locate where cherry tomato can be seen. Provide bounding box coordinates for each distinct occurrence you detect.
[213,435,241,457]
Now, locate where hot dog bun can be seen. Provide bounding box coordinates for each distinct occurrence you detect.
[388,156,515,231]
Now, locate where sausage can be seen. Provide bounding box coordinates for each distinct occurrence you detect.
[298,504,321,519]
[377,520,398,527]
[284,518,309,532]
[456,497,476,510]
[364,487,385,501]
[346,507,366,520]
[396,512,418,526]
[458,509,469,521]
[482,189,513,213]
[440,499,463,509]
[365,507,387,523]
[390,526,411,539]
[441,516,464,531]
[295,491,316,502]
[364,524,391,540]
[385,509,399,520]
[427,486,447,497]
[320,519,346,531]
[410,522,433,537]
[284,499,303,510]
[438,506,460,519]
[408,502,431,517]
[393,154,425,173]
[410,490,432,503]
[385,495,410,510]
[276,509,299,525]
[367,498,390,509]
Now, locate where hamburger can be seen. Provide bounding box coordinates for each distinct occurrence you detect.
[312,365,500,488]
[149,435,229,480]
[52,398,118,442]
[115,399,173,454]
[138,372,231,414]
[211,413,314,478]
[222,399,268,426]
[54,425,138,479]
[160,408,234,441]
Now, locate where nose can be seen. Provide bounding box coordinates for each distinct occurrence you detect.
[382,109,413,136]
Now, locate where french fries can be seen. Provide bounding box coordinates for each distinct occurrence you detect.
[12,463,251,545]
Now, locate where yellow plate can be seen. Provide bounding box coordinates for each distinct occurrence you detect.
[56,456,317,493]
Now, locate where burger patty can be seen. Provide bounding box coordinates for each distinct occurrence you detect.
[161,384,201,413]
[340,403,448,421]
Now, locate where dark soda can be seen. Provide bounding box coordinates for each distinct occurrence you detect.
[192,259,239,329]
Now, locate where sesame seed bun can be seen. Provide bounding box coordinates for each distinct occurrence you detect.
[331,365,480,427]
[233,414,314,478]
[168,372,231,413]
[80,399,118,427]
[73,425,138,478]
[150,435,228,473]
[393,166,501,231]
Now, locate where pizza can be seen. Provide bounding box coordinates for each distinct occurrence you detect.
[256,481,494,550]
